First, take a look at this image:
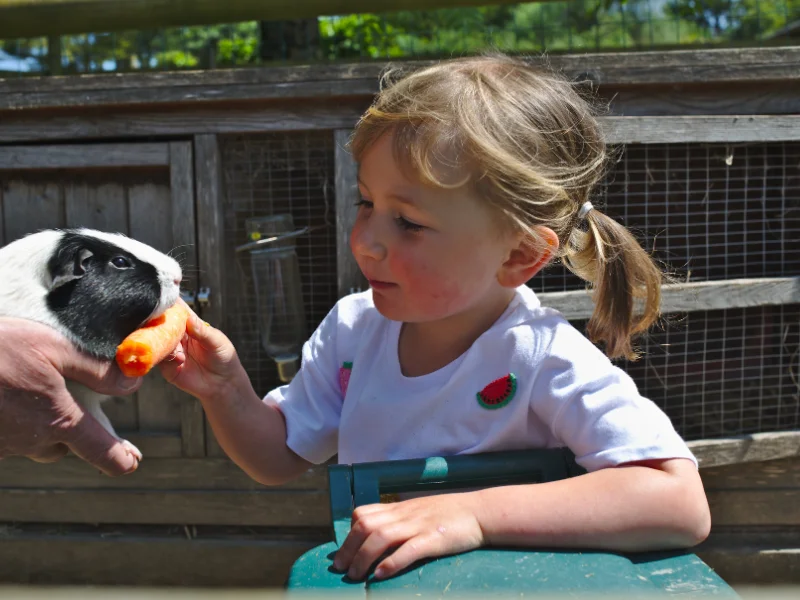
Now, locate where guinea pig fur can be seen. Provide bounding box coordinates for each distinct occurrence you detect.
[0,228,183,462]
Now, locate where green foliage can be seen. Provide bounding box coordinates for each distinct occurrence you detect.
[1,0,798,75]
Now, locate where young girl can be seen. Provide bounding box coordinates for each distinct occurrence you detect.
[162,54,710,582]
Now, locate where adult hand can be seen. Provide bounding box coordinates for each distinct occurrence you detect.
[0,317,142,475]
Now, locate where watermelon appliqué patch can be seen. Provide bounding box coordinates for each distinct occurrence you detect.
[339,362,353,396]
[477,373,517,409]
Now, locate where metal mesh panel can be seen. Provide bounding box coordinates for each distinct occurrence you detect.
[591,304,800,441]
[220,133,798,439]
[220,132,336,396]
[531,141,800,293]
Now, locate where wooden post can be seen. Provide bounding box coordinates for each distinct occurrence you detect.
[334,129,367,298]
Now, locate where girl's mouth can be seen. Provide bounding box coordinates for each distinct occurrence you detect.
[368,280,397,290]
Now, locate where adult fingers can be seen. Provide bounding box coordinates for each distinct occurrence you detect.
[60,400,138,476]
[27,443,70,463]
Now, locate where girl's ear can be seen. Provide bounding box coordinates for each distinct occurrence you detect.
[497,226,559,288]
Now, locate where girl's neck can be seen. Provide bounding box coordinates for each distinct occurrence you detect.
[397,287,516,377]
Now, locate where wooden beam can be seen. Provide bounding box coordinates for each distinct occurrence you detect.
[690,431,800,469]
[603,116,800,144]
[0,488,331,526]
[0,0,523,38]
[0,143,170,169]
[0,525,327,587]
[0,47,798,112]
[0,104,367,143]
[334,129,367,298]
[541,276,800,321]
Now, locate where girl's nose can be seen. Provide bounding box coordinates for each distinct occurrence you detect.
[351,219,387,262]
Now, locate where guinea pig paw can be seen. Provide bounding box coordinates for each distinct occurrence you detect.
[121,439,143,462]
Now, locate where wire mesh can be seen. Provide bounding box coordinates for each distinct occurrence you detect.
[531,141,800,294]
[1,0,799,76]
[220,131,799,440]
[220,132,337,396]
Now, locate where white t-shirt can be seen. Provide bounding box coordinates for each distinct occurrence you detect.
[268,285,697,472]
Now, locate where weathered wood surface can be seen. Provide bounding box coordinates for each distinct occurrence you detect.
[193,134,227,458]
[0,47,797,111]
[0,0,523,38]
[603,115,800,144]
[0,104,367,144]
[334,129,367,298]
[542,276,800,320]
[1,180,62,242]
[0,143,170,169]
[0,524,328,587]
[702,457,800,527]
[168,140,206,458]
[0,488,331,526]
[0,457,328,490]
[689,431,800,469]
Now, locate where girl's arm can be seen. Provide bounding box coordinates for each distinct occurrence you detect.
[161,308,312,485]
[474,457,710,550]
[335,457,709,581]
[198,372,312,485]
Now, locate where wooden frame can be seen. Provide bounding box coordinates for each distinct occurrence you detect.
[0,140,205,458]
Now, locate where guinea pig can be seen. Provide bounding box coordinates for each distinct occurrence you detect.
[0,228,183,462]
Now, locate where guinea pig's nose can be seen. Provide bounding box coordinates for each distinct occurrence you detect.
[174,275,182,286]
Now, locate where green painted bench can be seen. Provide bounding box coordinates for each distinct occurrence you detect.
[287,449,738,597]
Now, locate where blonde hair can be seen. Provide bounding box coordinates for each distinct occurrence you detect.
[350,54,662,360]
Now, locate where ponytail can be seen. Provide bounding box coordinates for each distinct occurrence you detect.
[562,207,663,360]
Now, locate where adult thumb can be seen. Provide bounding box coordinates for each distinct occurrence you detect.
[61,401,139,476]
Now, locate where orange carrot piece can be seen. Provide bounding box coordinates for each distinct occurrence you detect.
[115,302,190,377]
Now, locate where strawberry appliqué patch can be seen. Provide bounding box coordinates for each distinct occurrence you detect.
[339,362,353,396]
[477,373,517,409]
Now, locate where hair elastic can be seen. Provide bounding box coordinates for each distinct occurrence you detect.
[577,201,594,221]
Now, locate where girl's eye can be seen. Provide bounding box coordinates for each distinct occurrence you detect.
[111,256,132,269]
[395,216,425,233]
[354,199,373,209]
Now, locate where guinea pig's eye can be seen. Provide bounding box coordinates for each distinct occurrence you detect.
[111,256,132,269]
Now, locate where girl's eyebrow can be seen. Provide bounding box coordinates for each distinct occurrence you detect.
[357,177,419,206]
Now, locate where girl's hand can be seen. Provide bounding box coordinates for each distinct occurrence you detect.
[333,492,486,581]
[159,304,246,401]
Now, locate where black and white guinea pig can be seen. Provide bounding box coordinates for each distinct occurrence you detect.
[0,228,183,461]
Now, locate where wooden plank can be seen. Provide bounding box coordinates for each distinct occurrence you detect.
[0,144,170,169]
[700,457,800,490]
[26,456,328,490]
[169,141,206,459]
[691,432,800,470]
[603,116,800,144]
[0,47,797,111]
[334,129,367,298]
[0,457,329,490]
[1,180,63,242]
[122,432,181,457]
[0,181,5,246]
[0,0,523,38]
[705,490,800,526]
[193,134,226,458]
[0,525,327,587]
[697,526,800,586]
[0,488,331,526]
[0,105,367,143]
[606,84,800,117]
[541,276,800,320]
[128,182,184,446]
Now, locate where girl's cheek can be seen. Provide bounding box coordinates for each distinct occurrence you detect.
[390,250,466,314]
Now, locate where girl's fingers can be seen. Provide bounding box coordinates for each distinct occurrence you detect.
[373,533,442,580]
[346,525,407,581]
[333,507,395,575]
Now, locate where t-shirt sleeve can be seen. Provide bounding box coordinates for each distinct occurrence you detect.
[530,316,697,472]
[265,303,344,465]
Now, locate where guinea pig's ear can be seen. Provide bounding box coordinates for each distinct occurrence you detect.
[50,247,94,290]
